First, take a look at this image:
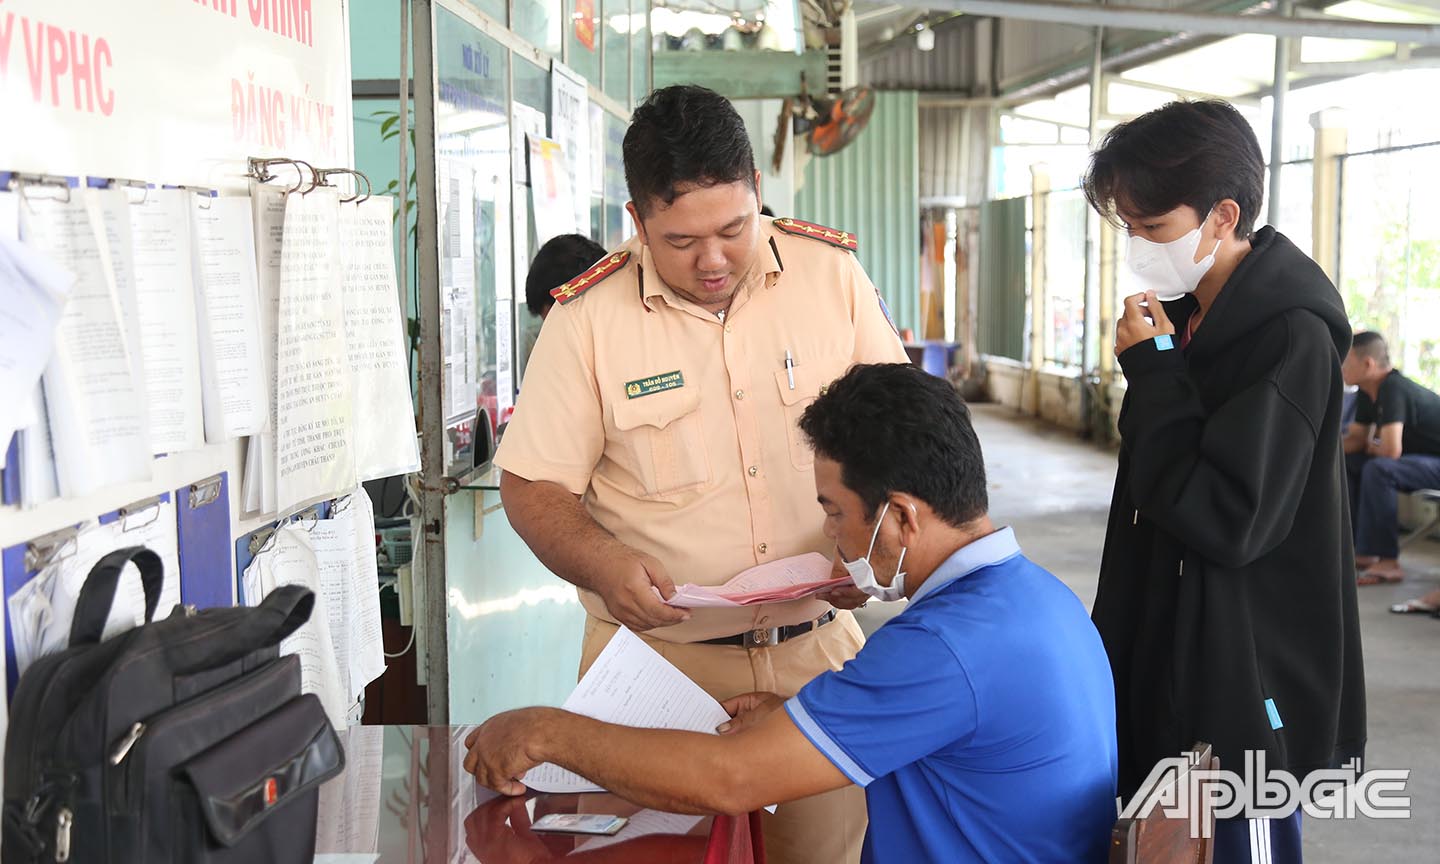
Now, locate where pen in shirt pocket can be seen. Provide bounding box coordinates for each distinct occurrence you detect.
[784,349,796,390]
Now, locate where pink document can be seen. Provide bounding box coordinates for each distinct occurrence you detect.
[662,553,851,608]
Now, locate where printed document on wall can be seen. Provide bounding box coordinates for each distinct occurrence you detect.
[439,160,478,425]
[528,136,578,246]
[243,523,349,727]
[8,504,181,676]
[276,187,356,514]
[124,188,206,454]
[0,225,73,465]
[245,182,290,516]
[549,61,592,237]
[20,192,152,497]
[339,197,419,481]
[192,195,267,441]
[92,188,155,453]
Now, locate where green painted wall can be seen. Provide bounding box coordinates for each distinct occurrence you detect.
[795,91,921,335]
[977,197,1028,362]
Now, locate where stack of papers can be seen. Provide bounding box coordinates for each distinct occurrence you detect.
[661,553,850,608]
[520,627,732,794]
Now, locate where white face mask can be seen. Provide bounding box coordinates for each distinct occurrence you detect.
[839,501,907,602]
[1125,209,1223,301]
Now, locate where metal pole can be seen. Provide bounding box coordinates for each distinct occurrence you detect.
[915,0,1440,44]
[398,0,411,318]
[411,0,450,726]
[1267,0,1293,227]
[1080,20,1103,437]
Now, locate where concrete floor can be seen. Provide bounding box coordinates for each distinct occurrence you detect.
[854,403,1439,861]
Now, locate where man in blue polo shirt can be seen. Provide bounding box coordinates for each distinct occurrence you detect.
[463,363,1118,862]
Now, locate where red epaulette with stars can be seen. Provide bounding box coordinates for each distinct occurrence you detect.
[772,218,858,252]
[551,251,631,305]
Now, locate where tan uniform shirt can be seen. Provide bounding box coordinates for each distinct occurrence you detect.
[495,218,908,641]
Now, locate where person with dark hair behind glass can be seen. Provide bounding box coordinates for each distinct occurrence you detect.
[1083,100,1365,864]
[492,85,907,862]
[525,233,608,321]
[466,363,1119,864]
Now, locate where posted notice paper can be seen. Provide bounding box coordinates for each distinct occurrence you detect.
[21,191,152,497]
[275,187,356,513]
[127,188,205,454]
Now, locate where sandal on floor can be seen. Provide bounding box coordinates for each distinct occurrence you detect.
[1358,570,1405,586]
[1390,598,1437,614]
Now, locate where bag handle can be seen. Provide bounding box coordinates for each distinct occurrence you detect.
[69,546,165,647]
[174,585,315,673]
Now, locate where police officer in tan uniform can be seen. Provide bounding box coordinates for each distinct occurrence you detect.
[494,85,907,864]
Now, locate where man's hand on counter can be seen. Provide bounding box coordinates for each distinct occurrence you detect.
[465,708,552,796]
[596,551,692,631]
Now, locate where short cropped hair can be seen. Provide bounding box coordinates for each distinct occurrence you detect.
[623,85,756,217]
[1083,100,1265,238]
[799,363,988,527]
[525,234,607,317]
[1351,331,1391,368]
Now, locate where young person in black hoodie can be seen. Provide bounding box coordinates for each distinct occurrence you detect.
[1083,101,1366,864]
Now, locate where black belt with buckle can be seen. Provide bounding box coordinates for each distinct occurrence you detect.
[699,611,836,648]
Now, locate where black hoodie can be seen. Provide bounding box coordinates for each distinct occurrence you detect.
[1094,227,1367,799]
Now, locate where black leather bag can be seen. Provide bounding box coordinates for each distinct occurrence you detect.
[3,546,344,863]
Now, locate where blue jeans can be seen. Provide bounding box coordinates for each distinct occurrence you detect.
[1212,812,1302,864]
[1346,452,1440,558]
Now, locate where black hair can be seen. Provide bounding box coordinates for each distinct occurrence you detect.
[623,85,756,217]
[1083,99,1265,238]
[760,205,775,218]
[1351,331,1391,367]
[799,363,988,527]
[525,234,608,317]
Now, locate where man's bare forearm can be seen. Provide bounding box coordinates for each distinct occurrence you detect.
[499,471,630,592]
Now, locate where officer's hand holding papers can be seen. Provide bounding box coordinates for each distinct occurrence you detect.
[596,549,691,630]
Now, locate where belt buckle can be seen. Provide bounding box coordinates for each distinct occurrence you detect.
[742,627,780,649]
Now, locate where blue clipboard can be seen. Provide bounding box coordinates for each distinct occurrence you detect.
[1,434,17,506]
[175,473,233,610]
[2,522,81,698]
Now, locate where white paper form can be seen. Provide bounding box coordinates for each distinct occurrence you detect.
[439,161,478,425]
[92,188,152,448]
[125,188,206,454]
[346,489,386,694]
[7,504,181,675]
[0,231,73,461]
[276,187,357,514]
[315,724,384,855]
[521,627,732,793]
[339,197,420,481]
[245,183,289,515]
[192,195,267,442]
[243,524,350,728]
[21,191,152,497]
[308,491,386,711]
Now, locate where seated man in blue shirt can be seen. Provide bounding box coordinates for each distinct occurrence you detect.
[464,363,1119,863]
